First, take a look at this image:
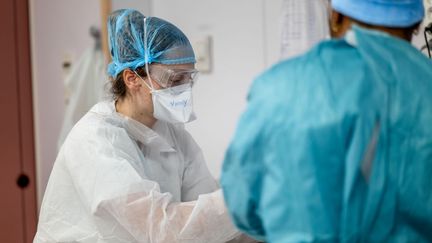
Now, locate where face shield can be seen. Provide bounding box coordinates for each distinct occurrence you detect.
[148,65,199,88]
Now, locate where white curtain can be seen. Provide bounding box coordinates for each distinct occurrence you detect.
[280,0,330,60]
[58,48,108,149]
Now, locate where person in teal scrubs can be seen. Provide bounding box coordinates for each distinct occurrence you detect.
[221,0,432,242]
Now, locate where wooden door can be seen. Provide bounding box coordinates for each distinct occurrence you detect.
[0,0,37,242]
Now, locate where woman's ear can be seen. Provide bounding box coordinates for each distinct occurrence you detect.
[122,69,141,90]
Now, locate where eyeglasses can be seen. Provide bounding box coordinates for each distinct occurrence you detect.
[149,65,199,88]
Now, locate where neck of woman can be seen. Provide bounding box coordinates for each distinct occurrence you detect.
[115,96,157,128]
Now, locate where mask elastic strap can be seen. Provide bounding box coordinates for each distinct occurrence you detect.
[143,17,155,91]
[133,70,153,91]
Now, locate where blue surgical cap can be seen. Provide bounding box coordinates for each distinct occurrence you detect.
[332,0,424,28]
[107,9,196,78]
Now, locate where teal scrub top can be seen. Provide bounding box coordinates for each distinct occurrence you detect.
[221,26,432,243]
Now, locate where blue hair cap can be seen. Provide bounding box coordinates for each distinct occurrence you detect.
[107,9,196,78]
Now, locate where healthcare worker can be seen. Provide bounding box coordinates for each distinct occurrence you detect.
[221,0,432,242]
[34,9,242,243]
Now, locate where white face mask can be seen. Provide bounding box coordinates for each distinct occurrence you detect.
[151,83,196,124]
[136,72,196,124]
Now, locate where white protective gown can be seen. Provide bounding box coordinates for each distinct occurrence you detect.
[34,101,240,243]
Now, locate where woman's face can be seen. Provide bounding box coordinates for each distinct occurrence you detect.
[128,63,196,117]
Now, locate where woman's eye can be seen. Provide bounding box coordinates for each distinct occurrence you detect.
[169,79,184,86]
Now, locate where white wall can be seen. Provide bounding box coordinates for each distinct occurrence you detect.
[152,0,283,179]
[111,0,152,16]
